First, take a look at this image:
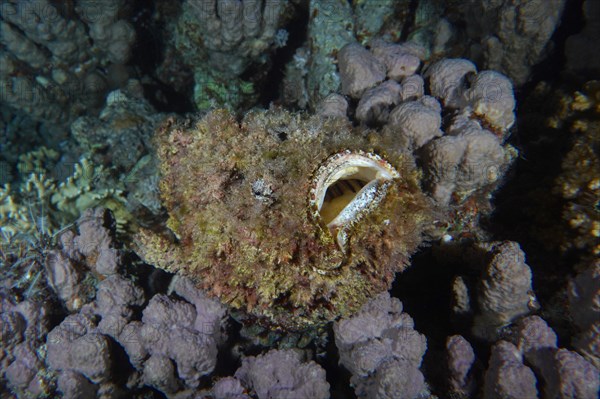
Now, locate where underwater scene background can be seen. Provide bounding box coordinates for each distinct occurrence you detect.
[0,0,598,398]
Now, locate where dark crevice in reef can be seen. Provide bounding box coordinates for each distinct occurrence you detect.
[391,248,506,397]
[323,327,357,399]
[391,249,457,396]
[484,0,588,345]
[400,0,421,41]
[258,1,309,108]
[141,68,196,115]
[129,0,195,114]
[523,0,586,91]
[488,2,588,264]
[211,320,244,378]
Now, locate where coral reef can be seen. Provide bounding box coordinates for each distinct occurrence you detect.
[48,272,228,398]
[283,0,564,111]
[338,42,386,99]
[44,207,124,311]
[355,80,402,125]
[0,207,231,398]
[456,0,566,86]
[391,0,566,86]
[1,204,127,321]
[176,0,288,77]
[471,241,536,340]
[568,258,600,369]
[0,150,127,237]
[300,0,355,110]
[0,107,66,180]
[159,0,292,111]
[135,109,432,329]
[1,209,332,398]
[442,241,538,341]
[70,84,168,227]
[556,123,600,257]
[483,340,538,399]
[283,0,410,109]
[513,316,599,399]
[317,93,348,119]
[46,314,116,385]
[553,81,600,257]
[565,0,600,79]
[123,292,219,390]
[333,292,429,399]
[1,2,598,398]
[0,200,57,301]
[328,40,517,234]
[445,335,477,397]
[220,349,330,399]
[443,316,599,399]
[0,0,136,124]
[70,83,163,174]
[0,294,54,397]
[0,83,166,238]
[507,80,600,261]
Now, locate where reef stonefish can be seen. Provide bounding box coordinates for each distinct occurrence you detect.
[135,109,432,329]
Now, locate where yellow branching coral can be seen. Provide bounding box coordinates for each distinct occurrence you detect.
[0,151,129,238]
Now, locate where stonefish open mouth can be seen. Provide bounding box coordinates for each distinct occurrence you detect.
[310,150,400,251]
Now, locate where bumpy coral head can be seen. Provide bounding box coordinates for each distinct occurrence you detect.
[135,109,432,330]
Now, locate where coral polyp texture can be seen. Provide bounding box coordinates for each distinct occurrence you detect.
[135,109,432,329]
[553,81,600,257]
[332,41,517,209]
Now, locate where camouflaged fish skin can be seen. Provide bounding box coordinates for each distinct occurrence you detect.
[135,109,432,330]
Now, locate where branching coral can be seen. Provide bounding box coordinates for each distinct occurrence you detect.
[0,151,128,238]
[0,206,57,301]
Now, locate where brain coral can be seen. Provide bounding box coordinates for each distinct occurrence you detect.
[135,109,432,329]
